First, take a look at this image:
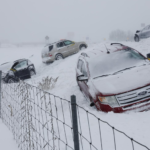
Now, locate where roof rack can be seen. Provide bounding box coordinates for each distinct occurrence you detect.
[111,43,124,46]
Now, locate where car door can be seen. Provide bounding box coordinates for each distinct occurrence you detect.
[56,42,69,57]
[14,61,30,80]
[77,59,90,98]
[63,40,77,55]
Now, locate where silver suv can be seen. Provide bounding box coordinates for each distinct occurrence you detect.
[134,25,150,42]
[41,39,87,63]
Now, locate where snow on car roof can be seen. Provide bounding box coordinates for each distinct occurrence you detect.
[81,43,128,60]
[44,39,67,47]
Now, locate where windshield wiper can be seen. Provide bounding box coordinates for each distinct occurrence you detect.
[93,74,111,79]
[113,66,136,75]
[93,66,137,79]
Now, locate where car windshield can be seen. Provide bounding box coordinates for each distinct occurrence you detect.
[89,49,147,79]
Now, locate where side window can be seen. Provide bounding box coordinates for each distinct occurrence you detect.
[57,42,65,48]
[143,26,149,31]
[49,45,53,51]
[64,40,74,46]
[81,63,87,77]
[77,60,83,71]
[28,60,32,65]
[14,61,27,70]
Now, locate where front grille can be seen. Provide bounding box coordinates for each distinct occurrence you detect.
[116,85,150,108]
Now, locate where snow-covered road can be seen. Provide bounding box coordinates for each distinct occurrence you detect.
[0,39,150,149]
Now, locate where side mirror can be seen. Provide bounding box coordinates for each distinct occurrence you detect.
[77,75,88,81]
[147,53,150,60]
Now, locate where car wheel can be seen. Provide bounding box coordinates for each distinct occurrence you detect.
[30,70,36,76]
[8,78,15,83]
[134,35,140,42]
[55,54,63,60]
[80,44,87,50]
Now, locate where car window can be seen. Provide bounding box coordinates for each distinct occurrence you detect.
[28,60,32,65]
[14,61,27,70]
[57,42,65,48]
[64,40,74,46]
[49,45,53,51]
[143,26,149,31]
[77,59,83,71]
[89,49,146,78]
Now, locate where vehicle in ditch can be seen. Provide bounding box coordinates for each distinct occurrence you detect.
[41,39,87,63]
[76,43,150,113]
[0,59,36,83]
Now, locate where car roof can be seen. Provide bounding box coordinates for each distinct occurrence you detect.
[79,43,129,61]
[44,39,69,47]
[13,58,28,63]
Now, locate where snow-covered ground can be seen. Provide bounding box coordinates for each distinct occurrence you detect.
[0,119,19,150]
[0,39,150,149]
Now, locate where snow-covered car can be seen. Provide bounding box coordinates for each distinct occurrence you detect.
[41,39,87,63]
[0,59,36,83]
[134,25,150,42]
[76,43,150,113]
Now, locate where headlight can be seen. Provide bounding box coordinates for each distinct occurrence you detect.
[98,96,119,107]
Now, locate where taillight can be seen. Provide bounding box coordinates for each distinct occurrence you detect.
[49,54,52,57]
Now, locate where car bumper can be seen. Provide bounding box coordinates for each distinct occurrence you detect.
[42,57,54,63]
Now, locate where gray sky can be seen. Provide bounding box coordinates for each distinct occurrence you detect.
[0,0,150,43]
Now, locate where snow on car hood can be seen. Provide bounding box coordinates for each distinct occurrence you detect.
[92,65,150,95]
[0,62,13,73]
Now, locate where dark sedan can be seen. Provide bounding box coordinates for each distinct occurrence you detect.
[1,59,36,83]
[134,25,150,42]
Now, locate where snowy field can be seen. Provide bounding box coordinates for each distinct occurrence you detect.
[0,119,19,150]
[0,39,150,149]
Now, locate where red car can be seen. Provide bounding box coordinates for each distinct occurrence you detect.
[76,43,150,113]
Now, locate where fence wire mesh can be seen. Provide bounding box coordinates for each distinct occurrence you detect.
[0,72,150,150]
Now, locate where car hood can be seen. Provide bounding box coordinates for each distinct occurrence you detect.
[0,62,13,73]
[92,65,150,95]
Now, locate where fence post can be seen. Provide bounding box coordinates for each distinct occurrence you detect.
[71,95,80,150]
[0,70,2,118]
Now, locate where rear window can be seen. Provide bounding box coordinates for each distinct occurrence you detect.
[49,45,53,51]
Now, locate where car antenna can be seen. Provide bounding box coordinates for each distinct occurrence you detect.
[104,44,110,54]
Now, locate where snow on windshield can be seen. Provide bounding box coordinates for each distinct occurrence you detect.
[89,49,147,78]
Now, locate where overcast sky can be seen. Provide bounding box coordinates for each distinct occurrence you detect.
[0,0,150,43]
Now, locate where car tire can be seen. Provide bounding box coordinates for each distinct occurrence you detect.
[7,78,15,83]
[90,97,95,107]
[79,44,87,50]
[30,70,36,76]
[55,54,63,60]
[134,35,140,42]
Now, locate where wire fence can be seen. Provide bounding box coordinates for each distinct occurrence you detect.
[0,71,150,150]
